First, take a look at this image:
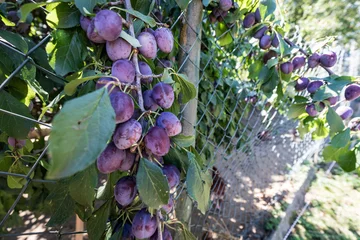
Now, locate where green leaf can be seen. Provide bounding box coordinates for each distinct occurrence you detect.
[0,45,36,84]
[7,161,34,189]
[0,30,28,53]
[261,0,276,18]
[161,68,174,84]
[172,134,195,148]
[311,118,329,140]
[177,222,197,240]
[164,147,190,173]
[312,85,337,101]
[46,29,87,76]
[120,8,156,27]
[75,0,106,15]
[186,161,212,214]
[173,73,197,103]
[0,91,35,138]
[19,2,47,22]
[277,33,291,57]
[46,2,81,29]
[331,128,350,148]
[326,75,353,93]
[47,181,76,227]
[86,200,111,240]
[64,74,110,96]
[176,0,191,10]
[47,88,116,179]
[322,143,350,162]
[120,31,142,48]
[326,107,345,136]
[136,158,170,209]
[337,150,356,172]
[0,14,16,27]
[69,165,97,207]
[261,68,279,94]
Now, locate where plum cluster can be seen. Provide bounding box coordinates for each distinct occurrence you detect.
[79,8,182,239]
[209,0,233,23]
[239,8,360,123]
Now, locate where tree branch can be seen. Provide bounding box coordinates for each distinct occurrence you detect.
[157,210,163,240]
[284,38,336,76]
[124,0,145,112]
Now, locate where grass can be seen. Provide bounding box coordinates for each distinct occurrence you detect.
[289,167,360,240]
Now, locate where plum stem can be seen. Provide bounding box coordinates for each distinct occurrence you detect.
[125,0,145,112]
[156,210,163,240]
[103,0,125,7]
[284,38,335,76]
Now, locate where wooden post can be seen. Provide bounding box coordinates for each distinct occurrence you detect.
[75,216,84,240]
[175,0,203,239]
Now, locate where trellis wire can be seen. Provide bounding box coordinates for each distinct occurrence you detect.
[0,0,325,239]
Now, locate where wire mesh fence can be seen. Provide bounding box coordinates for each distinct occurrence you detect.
[0,0,328,239]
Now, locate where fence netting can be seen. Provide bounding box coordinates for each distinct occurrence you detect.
[0,0,327,239]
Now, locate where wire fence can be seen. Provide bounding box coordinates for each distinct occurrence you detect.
[0,0,332,239]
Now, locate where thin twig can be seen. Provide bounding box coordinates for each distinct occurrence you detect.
[125,0,145,112]
[284,38,336,76]
[103,0,125,7]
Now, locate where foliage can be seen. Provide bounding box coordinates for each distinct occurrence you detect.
[0,0,359,238]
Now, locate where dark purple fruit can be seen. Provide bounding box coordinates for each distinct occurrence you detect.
[80,16,91,31]
[97,143,126,174]
[327,96,338,106]
[259,35,272,49]
[162,196,174,214]
[151,82,174,109]
[308,53,321,68]
[307,80,324,94]
[253,26,268,39]
[113,119,142,150]
[144,126,170,156]
[111,59,136,84]
[255,8,261,23]
[345,84,360,101]
[306,104,318,117]
[157,59,173,68]
[7,137,26,149]
[271,35,279,48]
[348,117,360,131]
[121,150,136,171]
[336,106,353,120]
[143,90,159,111]
[139,61,153,84]
[242,13,255,28]
[132,209,157,239]
[138,32,157,59]
[150,227,173,240]
[110,92,134,124]
[156,112,182,137]
[320,51,337,68]
[162,165,181,189]
[295,77,309,91]
[106,38,132,61]
[87,19,106,43]
[280,62,294,74]
[122,223,134,239]
[292,56,306,70]
[94,10,122,41]
[154,28,174,54]
[115,176,137,207]
[219,0,232,11]
[263,50,278,64]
